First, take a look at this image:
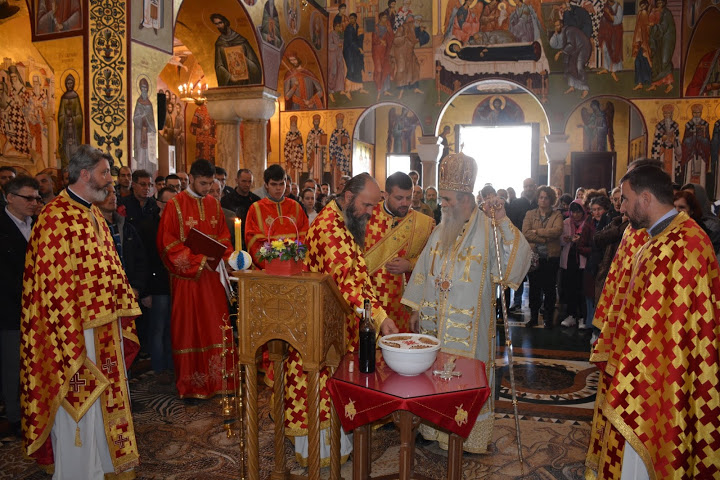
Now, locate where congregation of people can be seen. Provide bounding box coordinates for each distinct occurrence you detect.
[1,146,719,479]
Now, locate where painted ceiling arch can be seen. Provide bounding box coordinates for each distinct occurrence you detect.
[279,38,326,111]
[174,0,264,88]
[683,7,720,97]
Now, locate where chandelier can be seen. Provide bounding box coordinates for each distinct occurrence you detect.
[179,82,208,105]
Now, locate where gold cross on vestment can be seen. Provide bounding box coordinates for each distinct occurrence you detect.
[102,358,117,375]
[457,246,482,282]
[185,216,198,229]
[114,433,128,448]
[430,243,442,276]
[69,373,86,392]
[210,216,218,228]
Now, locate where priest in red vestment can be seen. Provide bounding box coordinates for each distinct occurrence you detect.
[21,146,140,478]
[585,166,720,479]
[157,159,234,399]
[283,173,399,466]
[364,172,434,332]
[245,164,309,268]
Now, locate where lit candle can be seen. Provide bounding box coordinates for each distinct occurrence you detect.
[234,218,242,251]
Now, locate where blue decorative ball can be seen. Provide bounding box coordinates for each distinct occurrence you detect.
[229,250,252,271]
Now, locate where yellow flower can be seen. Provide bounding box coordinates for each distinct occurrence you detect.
[271,240,285,250]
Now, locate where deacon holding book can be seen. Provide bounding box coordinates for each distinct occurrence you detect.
[157,158,234,399]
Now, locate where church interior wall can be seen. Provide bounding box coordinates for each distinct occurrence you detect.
[1,0,719,197]
[565,97,633,178]
[276,107,362,182]
[173,0,264,89]
[682,8,720,97]
[438,91,550,163]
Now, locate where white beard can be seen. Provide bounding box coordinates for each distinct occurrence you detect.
[437,205,465,256]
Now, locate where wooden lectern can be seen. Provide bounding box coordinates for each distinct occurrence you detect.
[233,270,351,480]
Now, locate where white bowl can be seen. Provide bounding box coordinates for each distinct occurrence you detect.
[379,334,441,376]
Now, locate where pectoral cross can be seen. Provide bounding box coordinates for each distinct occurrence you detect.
[185,216,198,229]
[457,246,482,282]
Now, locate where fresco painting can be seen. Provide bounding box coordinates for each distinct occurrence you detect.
[0,59,56,170]
[131,0,174,53]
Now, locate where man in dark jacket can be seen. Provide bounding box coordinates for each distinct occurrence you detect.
[506,178,536,311]
[221,168,260,250]
[0,176,40,438]
[119,169,160,228]
[136,187,177,383]
[96,185,148,349]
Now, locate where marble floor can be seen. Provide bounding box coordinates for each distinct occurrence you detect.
[0,283,600,480]
[493,291,597,429]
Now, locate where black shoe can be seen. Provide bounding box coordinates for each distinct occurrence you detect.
[509,304,522,313]
[526,317,538,328]
[543,322,553,329]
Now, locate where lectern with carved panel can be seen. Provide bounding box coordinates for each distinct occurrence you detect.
[233,271,350,480]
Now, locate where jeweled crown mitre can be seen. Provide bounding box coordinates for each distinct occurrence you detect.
[438,152,478,194]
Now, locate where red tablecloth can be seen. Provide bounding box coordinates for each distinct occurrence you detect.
[327,352,489,438]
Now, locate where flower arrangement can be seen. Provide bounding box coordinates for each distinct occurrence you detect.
[257,238,307,263]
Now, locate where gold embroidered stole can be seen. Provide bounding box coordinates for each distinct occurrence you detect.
[365,211,433,275]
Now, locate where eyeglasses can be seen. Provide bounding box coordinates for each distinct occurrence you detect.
[10,193,43,203]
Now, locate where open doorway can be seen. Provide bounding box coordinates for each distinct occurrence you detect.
[458,124,537,193]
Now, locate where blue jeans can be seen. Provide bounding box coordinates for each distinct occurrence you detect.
[585,296,598,332]
[149,295,173,373]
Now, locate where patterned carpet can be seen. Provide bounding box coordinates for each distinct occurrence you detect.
[1,351,594,480]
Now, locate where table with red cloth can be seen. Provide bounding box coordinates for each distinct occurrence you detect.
[328,352,489,480]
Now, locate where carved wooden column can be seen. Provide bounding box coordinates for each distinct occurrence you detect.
[416,136,443,188]
[205,86,277,182]
[544,134,570,189]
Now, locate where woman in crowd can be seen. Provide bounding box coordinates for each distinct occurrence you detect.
[301,187,318,224]
[560,201,588,328]
[680,183,720,255]
[674,190,704,224]
[592,207,629,344]
[557,194,573,219]
[575,187,586,203]
[580,195,612,333]
[674,190,720,255]
[522,186,563,328]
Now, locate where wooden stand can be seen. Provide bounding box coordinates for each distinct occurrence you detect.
[234,271,351,480]
[352,412,465,480]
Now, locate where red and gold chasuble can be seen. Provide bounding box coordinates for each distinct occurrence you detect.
[245,197,309,269]
[282,201,388,462]
[586,213,720,479]
[364,202,434,332]
[20,190,141,474]
[157,190,234,399]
